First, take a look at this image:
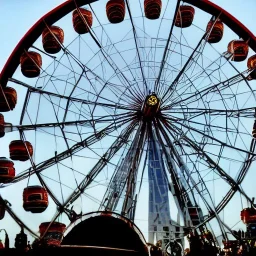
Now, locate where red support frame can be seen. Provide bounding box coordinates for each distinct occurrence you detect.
[0,0,255,87]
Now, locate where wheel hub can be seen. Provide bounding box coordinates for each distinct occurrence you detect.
[142,93,160,118]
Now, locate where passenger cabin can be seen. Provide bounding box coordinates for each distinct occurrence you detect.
[206,19,224,44]
[42,26,64,54]
[228,40,248,62]
[247,55,256,80]
[9,140,33,161]
[144,0,162,20]
[248,55,256,70]
[0,157,15,183]
[20,51,42,78]
[39,222,66,246]
[72,8,93,34]
[175,6,195,28]
[106,0,125,24]
[0,87,17,112]
[241,208,256,224]
[0,114,5,138]
[23,186,48,213]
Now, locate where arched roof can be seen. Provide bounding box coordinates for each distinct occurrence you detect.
[62,214,148,255]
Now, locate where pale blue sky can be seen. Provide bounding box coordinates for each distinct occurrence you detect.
[0,0,255,71]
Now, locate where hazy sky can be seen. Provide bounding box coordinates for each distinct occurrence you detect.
[0,0,255,71]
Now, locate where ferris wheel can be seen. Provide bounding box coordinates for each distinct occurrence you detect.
[0,0,256,255]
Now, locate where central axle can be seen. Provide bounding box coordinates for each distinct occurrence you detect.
[142,93,160,118]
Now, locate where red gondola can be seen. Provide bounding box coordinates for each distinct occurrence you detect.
[206,19,224,44]
[247,55,256,70]
[175,6,195,28]
[0,157,15,183]
[23,186,48,213]
[241,208,256,224]
[20,51,42,78]
[42,26,64,54]
[247,55,256,80]
[106,0,125,24]
[72,8,93,34]
[39,222,66,246]
[144,0,162,20]
[0,114,5,138]
[9,140,33,161]
[228,40,248,62]
[142,94,160,118]
[0,87,17,112]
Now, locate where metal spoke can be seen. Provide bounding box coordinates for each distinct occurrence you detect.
[10,78,134,111]
[154,0,181,93]
[62,120,139,210]
[7,115,134,184]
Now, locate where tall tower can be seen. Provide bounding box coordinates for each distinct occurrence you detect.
[148,131,177,249]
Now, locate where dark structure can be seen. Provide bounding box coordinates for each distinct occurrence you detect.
[62,214,148,255]
[1,214,149,255]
